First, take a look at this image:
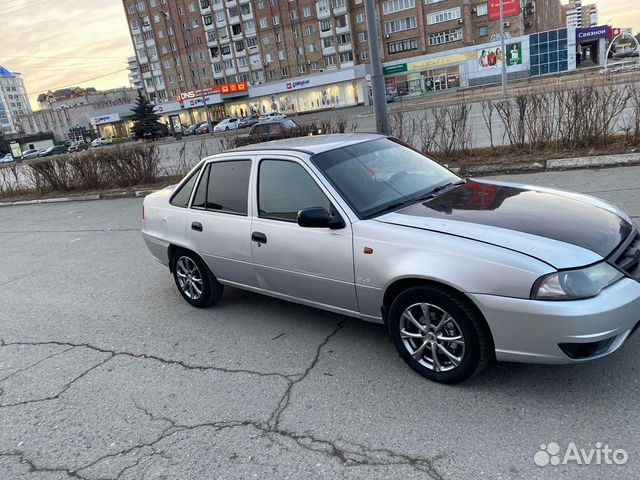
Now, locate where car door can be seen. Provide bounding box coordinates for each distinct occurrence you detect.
[250,156,358,313]
[186,157,257,287]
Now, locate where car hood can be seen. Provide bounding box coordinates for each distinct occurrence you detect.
[375,179,633,269]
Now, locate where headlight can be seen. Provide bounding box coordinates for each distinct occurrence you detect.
[531,262,623,300]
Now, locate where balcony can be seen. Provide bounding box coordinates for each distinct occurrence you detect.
[332,5,347,16]
[316,7,330,19]
[320,28,334,38]
[322,46,336,55]
[335,23,349,35]
[337,42,352,52]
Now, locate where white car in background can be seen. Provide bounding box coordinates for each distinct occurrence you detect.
[213,118,240,133]
[21,149,40,160]
[91,137,108,147]
[261,112,287,121]
[0,153,14,164]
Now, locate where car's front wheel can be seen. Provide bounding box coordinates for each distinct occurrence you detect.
[171,251,223,308]
[388,285,491,384]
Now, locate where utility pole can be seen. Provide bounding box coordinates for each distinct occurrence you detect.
[364,0,390,135]
[499,0,508,98]
[161,10,213,135]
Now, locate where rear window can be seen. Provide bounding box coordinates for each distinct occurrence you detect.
[192,160,251,215]
[169,166,202,208]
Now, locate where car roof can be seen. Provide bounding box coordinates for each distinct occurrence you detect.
[229,133,386,155]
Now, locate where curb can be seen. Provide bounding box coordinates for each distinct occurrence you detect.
[464,152,640,176]
[0,190,156,208]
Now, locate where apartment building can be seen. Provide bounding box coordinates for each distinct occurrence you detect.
[122,0,567,121]
[123,0,213,103]
[563,0,598,29]
[0,66,32,134]
[128,56,143,89]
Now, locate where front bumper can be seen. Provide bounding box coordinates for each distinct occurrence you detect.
[469,278,640,364]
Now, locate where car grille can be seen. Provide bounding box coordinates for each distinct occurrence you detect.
[611,229,640,281]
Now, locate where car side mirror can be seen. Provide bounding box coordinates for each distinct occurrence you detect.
[297,207,345,229]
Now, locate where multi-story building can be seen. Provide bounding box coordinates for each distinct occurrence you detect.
[19,87,138,140]
[121,0,568,122]
[563,0,597,28]
[128,56,143,89]
[0,66,32,134]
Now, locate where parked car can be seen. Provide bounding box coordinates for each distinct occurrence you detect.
[195,124,210,135]
[21,148,40,160]
[142,134,640,384]
[38,145,68,157]
[233,119,299,147]
[37,145,68,157]
[184,122,204,136]
[239,114,260,129]
[386,92,396,103]
[0,153,14,164]
[107,135,126,145]
[261,112,287,121]
[213,118,240,133]
[68,141,88,153]
[91,137,108,147]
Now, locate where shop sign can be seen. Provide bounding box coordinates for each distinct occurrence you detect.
[488,0,519,20]
[408,52,475,72]
[177,82,248,101]
[577,26,610,42]
[90,113,120,125]
[287,79,311,90]
[383,63,408,75]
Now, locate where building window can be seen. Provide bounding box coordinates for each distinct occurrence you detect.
[387,37,418,54]
[323,55,335,67]
[428,27,463,45]
[382,0,415,14]
[259,17,268,28]
[356,13,365,23]
[339,51,353,63]
[360,51,370,60]
[281,67,289,77]
[303,6,312,17]
[479,25,488,37]
[476,3,488,16]
[320,19,332,32]
[384,16,417,34]
[358,31,368,42]
[530,28,569,76]
[427,7,461,25]
[298,64,306,74]
[272,15,280,25]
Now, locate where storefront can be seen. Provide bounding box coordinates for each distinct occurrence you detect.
[576,26,609,67]
[224,69,365,118]
[383,52,474,97]
[89,111,134,138]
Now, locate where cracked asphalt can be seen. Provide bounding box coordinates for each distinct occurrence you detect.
[1,165,639,479]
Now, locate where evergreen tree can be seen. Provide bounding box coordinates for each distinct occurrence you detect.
[130,91,167,141]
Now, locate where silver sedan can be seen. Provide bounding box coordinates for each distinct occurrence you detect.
[142,134,640,383]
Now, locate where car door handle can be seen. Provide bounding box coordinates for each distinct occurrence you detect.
[252,231,267,244]
[191,222,203,232]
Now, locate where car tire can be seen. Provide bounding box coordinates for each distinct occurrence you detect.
[388,285,491,384]
[171,250,223,308]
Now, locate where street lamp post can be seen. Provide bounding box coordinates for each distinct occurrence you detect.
[499,0,508,98]
[161,10,213,135]
[364,0,390,135]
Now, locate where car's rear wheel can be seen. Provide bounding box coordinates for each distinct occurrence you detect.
[388,285,491,384]
[171,251,223,308]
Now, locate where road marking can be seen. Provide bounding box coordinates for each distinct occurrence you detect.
[69,238,82,243]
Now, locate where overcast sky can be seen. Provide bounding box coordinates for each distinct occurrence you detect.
[1,0,638,110]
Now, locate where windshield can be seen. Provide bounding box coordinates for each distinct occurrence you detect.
[311,138,459,218]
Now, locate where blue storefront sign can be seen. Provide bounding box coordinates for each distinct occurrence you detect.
[576,26,610,42]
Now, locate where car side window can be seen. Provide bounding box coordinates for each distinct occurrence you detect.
[170,165,202,208]
[258,159,333,222]
[191,160,251,215]
[269,123,285,135]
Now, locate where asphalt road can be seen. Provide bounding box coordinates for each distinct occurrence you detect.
[1,165,639,479]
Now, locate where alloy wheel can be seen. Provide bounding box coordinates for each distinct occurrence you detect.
[175,256,204,300]
[399,303,466,372]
